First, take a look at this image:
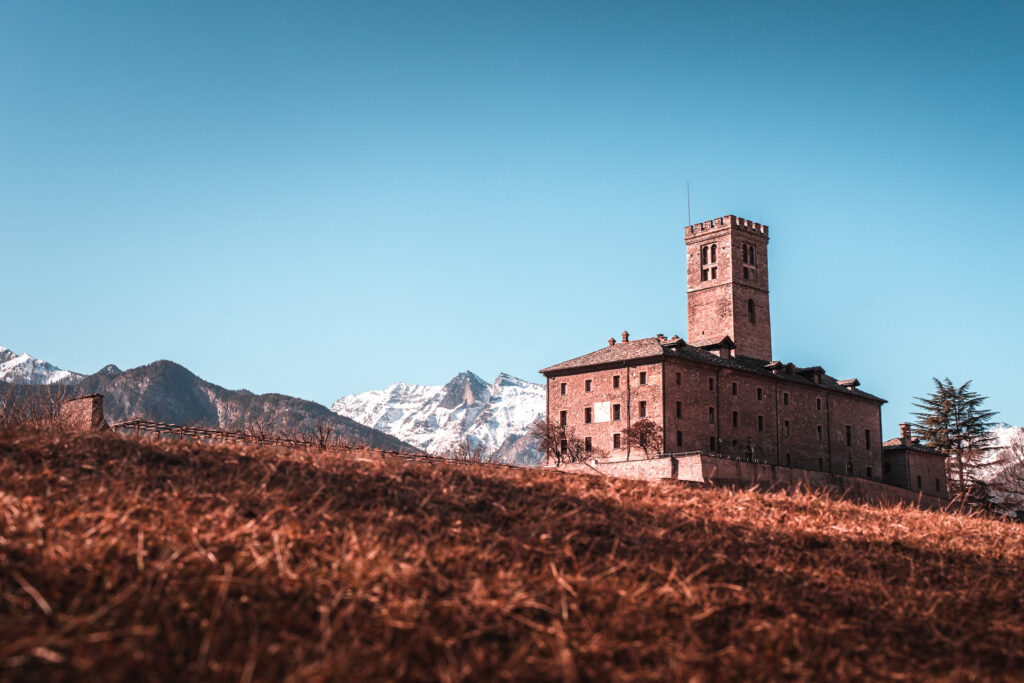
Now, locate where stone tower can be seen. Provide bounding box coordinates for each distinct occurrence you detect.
[684,215,772,361]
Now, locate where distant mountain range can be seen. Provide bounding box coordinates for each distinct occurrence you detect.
[0,346,413,452]
[332,371,546,465]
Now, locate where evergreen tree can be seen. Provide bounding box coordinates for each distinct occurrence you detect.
[912,378,998,503]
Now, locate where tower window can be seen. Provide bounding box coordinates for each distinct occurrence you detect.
[676,431,683,447]
[817,425,823,441]
[584,408,592,424]
[676,401,682,418]
[783,392,789,405]
[708,377,715,391]
[560,382,566,396]
[585,379,592,392]
[732,382,737,395]
[560,439,567,454]
[757,387,763,400]
[708,407,715,424]
[846,425,852,444]
[612,404,621,420]
[867,466,873,478]
[639,401,647,417]
[749,246,756,265]
[639,371,647,385]
[846,461,853,475]
[743,267,749,279]
[585,437,593,452]
[865,429,871,449]
[701,245,709,265]
[613,433,621,449]
[701,269,709,282]
[742,244,749,264]
[917,475,922,489]
[710,267,717,279]
[732,411,738,427]
[710,244,717,263]
[748,299,756,324]
[675,372,681,385]
[786,452,791,466]
[709,436,717,453]
[559,410,567,426]
[758,415,764,432]
[816,397,822,410]
[613,375,620,388]
[784,420,790,436]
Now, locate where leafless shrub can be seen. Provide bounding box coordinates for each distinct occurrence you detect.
[0,382,75,430]
[440,437,502,464]
[244,418,272,445]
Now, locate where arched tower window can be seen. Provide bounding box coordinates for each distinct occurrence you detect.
[710,244,717,262]
[748,299,756,324]
[701,246,708,265]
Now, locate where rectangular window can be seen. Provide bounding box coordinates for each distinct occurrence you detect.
[816,397,821,410]
[732,411,738,428]
[936,478,941,491]
[560,439,567,454]
[783,392,789,405]
[613,433,621,449]
[743,267,749,279]
[817,425,823,441]
[709,436,716,452]
[675,372,681,385]
[639,371,647,385]
[732,382,737,395]
[864,429,871,449]
[560,383,566,396]
[818,457,823,471]
[585,379,592,392]
[786,452,791,466]
[846,425,852,444]
[784,420,790,436]
[559,410,567,427]
[585,437,593,453]
[710,267,717,279]
[676,431,683,447]
[917,475,922,489]
[866,466,873,479]
[708,377,714,391]
[708,407,715,424]
[584,407,592,424]
[675,401,682,418]
[701,269,709,282]
[612,404,621,421]
[613,375,620,389]
[639,401,647,418]
[757,387,763,401]
[758,415,764,432]
[884,462,891,475]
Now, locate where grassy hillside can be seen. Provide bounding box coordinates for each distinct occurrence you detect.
[1,428,1023,681]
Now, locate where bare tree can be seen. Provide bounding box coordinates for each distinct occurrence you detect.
[994,432,1024,508]
[624,418,663,456]
[314,419,334,452]
[529,419,592,465]
[244,418,272,446]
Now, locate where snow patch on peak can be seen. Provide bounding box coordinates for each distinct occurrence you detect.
[331,371,545,464]
[0,345,85,386]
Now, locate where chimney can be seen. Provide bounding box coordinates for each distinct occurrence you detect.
[608,337,616,346]
[621,331,629,343]
[900,423,912,445]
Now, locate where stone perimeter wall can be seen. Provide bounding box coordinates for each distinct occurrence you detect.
[554,454,947,510]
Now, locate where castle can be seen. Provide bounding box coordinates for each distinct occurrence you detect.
[540,215,948,504]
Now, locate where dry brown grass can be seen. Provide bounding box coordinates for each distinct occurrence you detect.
[1,427,1023,682]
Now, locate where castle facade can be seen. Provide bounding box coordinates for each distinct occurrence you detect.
[540,214,947,499]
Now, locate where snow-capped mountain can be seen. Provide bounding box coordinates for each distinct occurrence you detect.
[0,346,84,385]
[332,371,546,464]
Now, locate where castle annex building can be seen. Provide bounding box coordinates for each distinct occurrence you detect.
[540,214,947,500]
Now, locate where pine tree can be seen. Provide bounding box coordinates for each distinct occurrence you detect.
[912,378,998,503]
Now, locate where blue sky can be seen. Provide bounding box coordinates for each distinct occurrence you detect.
[2,1,1022,434]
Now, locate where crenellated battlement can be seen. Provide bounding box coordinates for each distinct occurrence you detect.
[684,214,769,240]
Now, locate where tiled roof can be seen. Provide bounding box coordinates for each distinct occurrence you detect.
[540,335,886,403]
